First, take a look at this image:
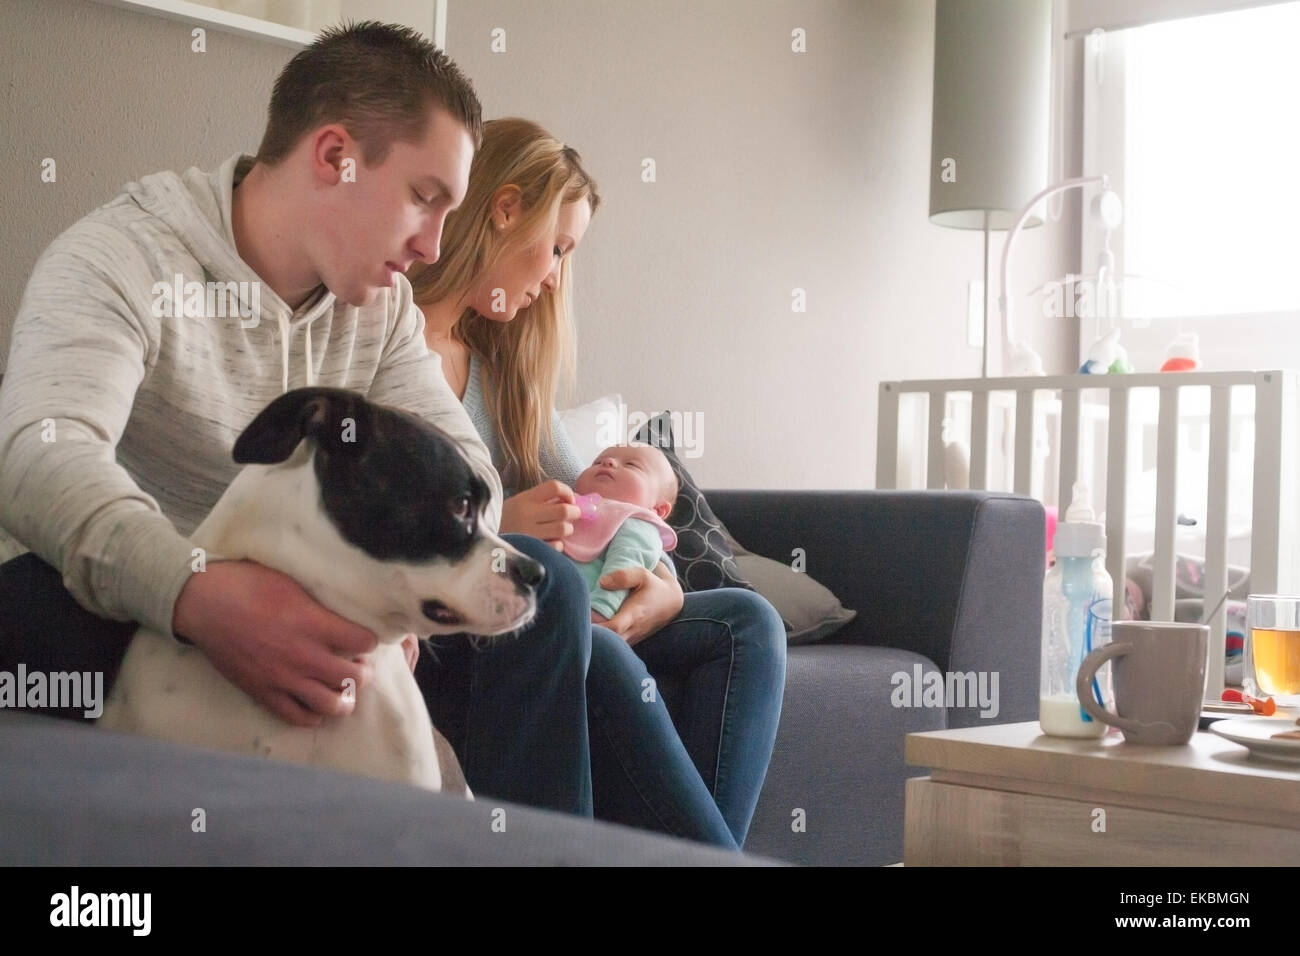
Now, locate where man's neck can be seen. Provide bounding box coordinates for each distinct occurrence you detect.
[231,161,323,311]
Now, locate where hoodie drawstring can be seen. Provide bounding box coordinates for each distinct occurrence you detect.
[276,310,317,394]
[303,322,315,388]
[277,312,290,394]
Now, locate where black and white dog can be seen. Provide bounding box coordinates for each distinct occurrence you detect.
[99,388,543,796]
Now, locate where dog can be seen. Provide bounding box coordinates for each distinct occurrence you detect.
[98,387,544,796]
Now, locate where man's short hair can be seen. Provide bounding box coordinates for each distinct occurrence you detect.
[255,20,483,168]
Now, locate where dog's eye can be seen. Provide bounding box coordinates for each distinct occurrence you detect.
[452,495,473,520]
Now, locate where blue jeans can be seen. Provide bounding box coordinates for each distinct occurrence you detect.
[418,536,787,849]
[588,588,786,848]
[416,534,594,816]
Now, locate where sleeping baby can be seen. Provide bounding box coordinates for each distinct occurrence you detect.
[566,443,679,624]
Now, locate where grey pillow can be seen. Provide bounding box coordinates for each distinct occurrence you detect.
[731,550,857,645]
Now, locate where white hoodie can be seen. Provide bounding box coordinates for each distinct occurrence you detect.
[0,153,502,639]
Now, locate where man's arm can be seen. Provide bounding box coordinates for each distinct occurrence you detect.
[0,225,196,638]
[368,276,504,532]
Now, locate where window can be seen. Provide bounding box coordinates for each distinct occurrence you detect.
[1084,1,1300,323]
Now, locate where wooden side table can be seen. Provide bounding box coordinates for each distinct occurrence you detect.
[904,721,1300,866]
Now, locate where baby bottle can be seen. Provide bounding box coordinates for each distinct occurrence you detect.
[1040,482,1115,737]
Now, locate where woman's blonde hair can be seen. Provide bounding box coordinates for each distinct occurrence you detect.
[408,117,601,491]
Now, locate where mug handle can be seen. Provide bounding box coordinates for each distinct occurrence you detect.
[1075,642,1142,734]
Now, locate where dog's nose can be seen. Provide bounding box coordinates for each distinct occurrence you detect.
[508,555,546,594]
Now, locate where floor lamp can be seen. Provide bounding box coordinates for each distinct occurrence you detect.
[929,0,1053,378]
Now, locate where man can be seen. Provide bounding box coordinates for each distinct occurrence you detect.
[0,22,592,813]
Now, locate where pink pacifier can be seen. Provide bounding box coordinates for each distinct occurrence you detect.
[575,492,602,521]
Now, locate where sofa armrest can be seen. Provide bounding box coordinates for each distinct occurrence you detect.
[704,490,1044,726]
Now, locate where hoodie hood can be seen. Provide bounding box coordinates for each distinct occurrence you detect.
[124,152,335,393]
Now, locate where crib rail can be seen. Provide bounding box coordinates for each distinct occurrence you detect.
[877,370,1300,697]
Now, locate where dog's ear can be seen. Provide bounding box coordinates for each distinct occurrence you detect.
[233,387,368,464]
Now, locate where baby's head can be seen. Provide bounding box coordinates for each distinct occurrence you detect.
[574,443,679,518]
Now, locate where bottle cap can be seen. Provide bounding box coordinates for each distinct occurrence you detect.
[1055,481,1106,557]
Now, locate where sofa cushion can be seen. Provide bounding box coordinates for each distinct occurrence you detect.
[0,712,772,865]
[745,644,946,866]
[733,551,857,644]
[558,392,623,464]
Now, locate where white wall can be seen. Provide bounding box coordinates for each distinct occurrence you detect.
[0,0,292,357]
[447,0,1085,489]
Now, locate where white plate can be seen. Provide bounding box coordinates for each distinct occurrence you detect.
[1209,716,1300,763]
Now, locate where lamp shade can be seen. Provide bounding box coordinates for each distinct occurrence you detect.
[929,0,1052,230]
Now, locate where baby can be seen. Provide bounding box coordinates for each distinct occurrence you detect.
[566,443,680,624]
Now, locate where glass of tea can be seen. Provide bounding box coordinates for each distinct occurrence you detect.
[1246,595,1300,705]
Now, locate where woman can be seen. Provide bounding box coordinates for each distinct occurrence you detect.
[408,118,786,849]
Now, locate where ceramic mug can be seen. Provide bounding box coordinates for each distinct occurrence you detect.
[1075,621,1208,745]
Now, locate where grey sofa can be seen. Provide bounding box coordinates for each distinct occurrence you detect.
[0,489,1042,866]
[0,711,765,865]
[704,489,1045,866]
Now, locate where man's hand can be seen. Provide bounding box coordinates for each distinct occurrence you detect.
[499,480,581,550]
[600,562,683,646]
[172,560,378,727]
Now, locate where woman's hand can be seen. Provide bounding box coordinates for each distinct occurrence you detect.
[600,561,684,646]
[499,480,582,549]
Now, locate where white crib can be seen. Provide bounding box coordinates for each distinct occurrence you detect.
[876,370,1300,697]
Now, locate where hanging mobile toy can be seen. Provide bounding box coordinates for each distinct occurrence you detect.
[1079,327,1121,374]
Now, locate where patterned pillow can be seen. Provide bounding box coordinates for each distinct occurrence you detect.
[632,412,753,593]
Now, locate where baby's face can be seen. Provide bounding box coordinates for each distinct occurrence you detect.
[574,444,677,516]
